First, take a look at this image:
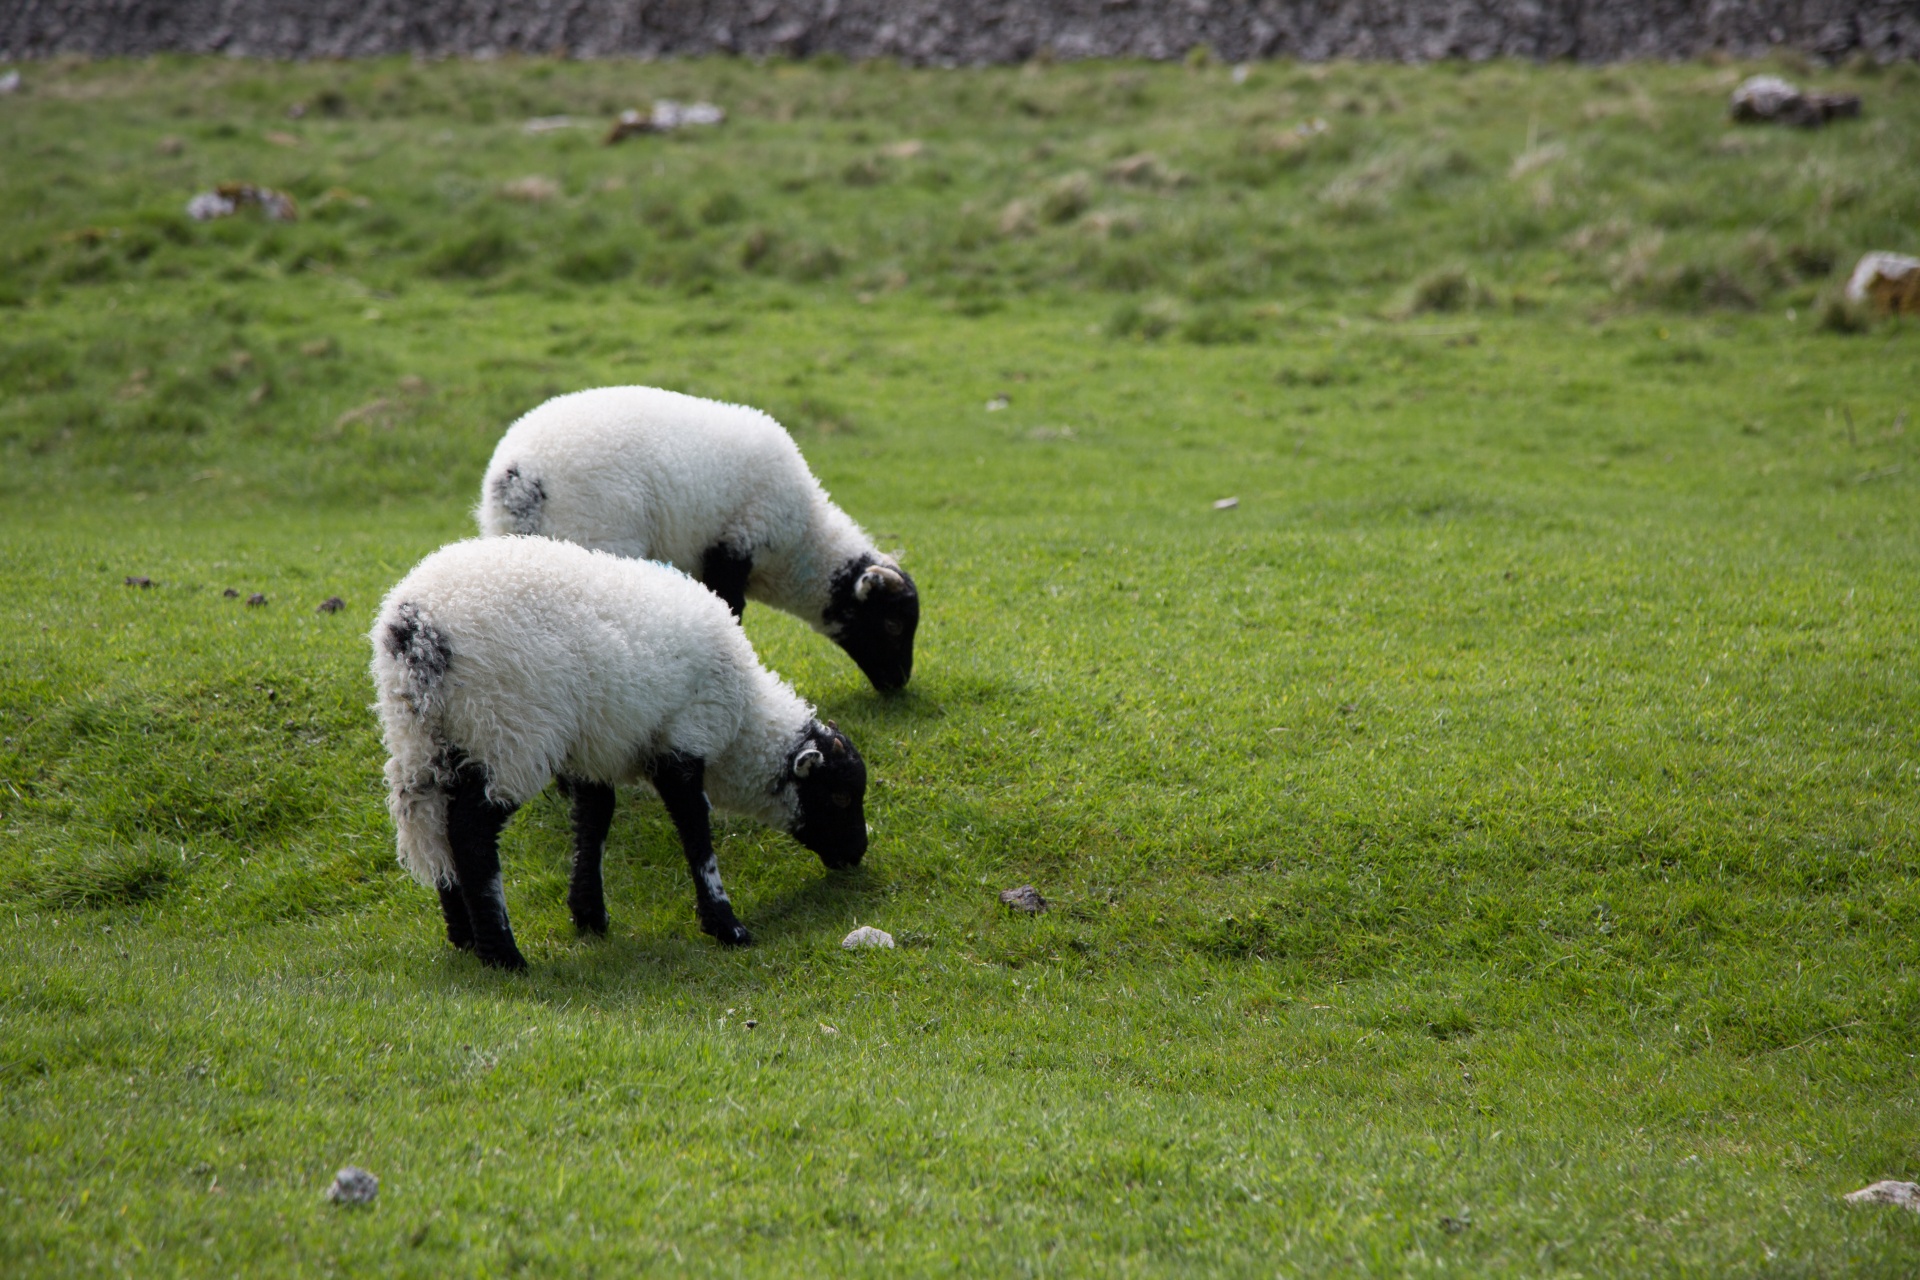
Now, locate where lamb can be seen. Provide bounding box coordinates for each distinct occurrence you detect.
[369,535,869,970]
[476,385,920,692]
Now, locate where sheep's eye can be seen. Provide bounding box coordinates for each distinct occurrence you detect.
[882,618,904,637]
[831,792,853,809]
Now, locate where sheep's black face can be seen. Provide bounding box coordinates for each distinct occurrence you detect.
[785,722,868,869]
[823,556,919,692]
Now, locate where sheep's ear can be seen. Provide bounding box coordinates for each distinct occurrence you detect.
[794,746,826,778]
[854,564,906,602]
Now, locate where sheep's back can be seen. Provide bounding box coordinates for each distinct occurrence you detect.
[479,386,819,572]
[373,536,758,802]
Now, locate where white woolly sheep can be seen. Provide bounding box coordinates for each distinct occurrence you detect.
[476,385,920,691]
[370,535,868,970]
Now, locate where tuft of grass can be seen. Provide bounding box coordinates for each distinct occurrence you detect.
[424,225,520,278]
[8,840,186,909]
[1818,292,1875,333]
[1409,266,1478,314]
[554,242,636,283]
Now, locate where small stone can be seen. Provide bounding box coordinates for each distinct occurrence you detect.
[1844,252,1920,315]
[124,575,151,588]
[1213,496,1239,510]
[652,99,724,130]
[246,593,267,607]
[187,183,298,223]
[604,109,654,143]
[222,588,239,598]
[499,175,560,203]
[986,395,1009,411]
[326,1165,378,1205]
[316,596,345,614]
[1844,1180,1920,1212]
[1000,885,1047,914]
[0,71,21,95]
[1729,75,1860,128]
[841,925,895,950]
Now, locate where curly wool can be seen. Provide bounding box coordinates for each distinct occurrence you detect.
[369,536,813,888]
[475,385,895,628]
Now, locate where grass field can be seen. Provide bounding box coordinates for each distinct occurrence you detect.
[2,52,1918,1276]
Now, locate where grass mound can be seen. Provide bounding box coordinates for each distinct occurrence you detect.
[0,53,1916,1278]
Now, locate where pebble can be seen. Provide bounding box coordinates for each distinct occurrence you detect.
[1000,885,1047,914]
[1845,1180,1920,1212]
[841,925,894,949]
[326,1165,378,1205]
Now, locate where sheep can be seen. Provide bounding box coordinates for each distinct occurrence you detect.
[369,535,869,970]
[476,385,920,692]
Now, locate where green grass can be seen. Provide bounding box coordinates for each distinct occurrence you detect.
[2,53,1918,1276]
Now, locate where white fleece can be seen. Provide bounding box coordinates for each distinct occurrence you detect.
[369,536,813,888]
[475,386,891,627]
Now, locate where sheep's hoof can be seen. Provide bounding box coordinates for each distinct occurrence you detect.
[571,909,609,937]
[705,917,753,948]
[476,946,529,971]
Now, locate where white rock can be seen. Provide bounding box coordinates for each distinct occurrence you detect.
[186,191,237,221]
[841,925,894,949]
[1844,252,1920,306]
[1730,75,1801,119]
[652,100,725,130]
[1844,1180,1920,1212]
[326,1165,378,1205]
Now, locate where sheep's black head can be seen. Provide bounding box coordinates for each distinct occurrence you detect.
[784,721,868,869]
[823,556,919,693]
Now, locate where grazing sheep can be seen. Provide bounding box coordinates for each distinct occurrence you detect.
[370,536,868,970]
[476,385,920,691]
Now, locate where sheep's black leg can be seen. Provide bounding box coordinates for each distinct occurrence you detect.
[648,752,752,947]
[561,775,616,936]
[437,883,475,951]
[699,544,752,620]
[445,766,527,970]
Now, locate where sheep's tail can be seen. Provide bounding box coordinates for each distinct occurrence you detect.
[371,600,457,889]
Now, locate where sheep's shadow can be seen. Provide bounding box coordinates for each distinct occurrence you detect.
[819,673,1025,728]
[740,861,881,935]
[426,862,888,1003]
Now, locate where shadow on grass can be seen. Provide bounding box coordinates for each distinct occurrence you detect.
[429,863,886,1001]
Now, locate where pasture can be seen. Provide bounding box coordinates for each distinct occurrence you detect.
[1,52,1917,1275]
